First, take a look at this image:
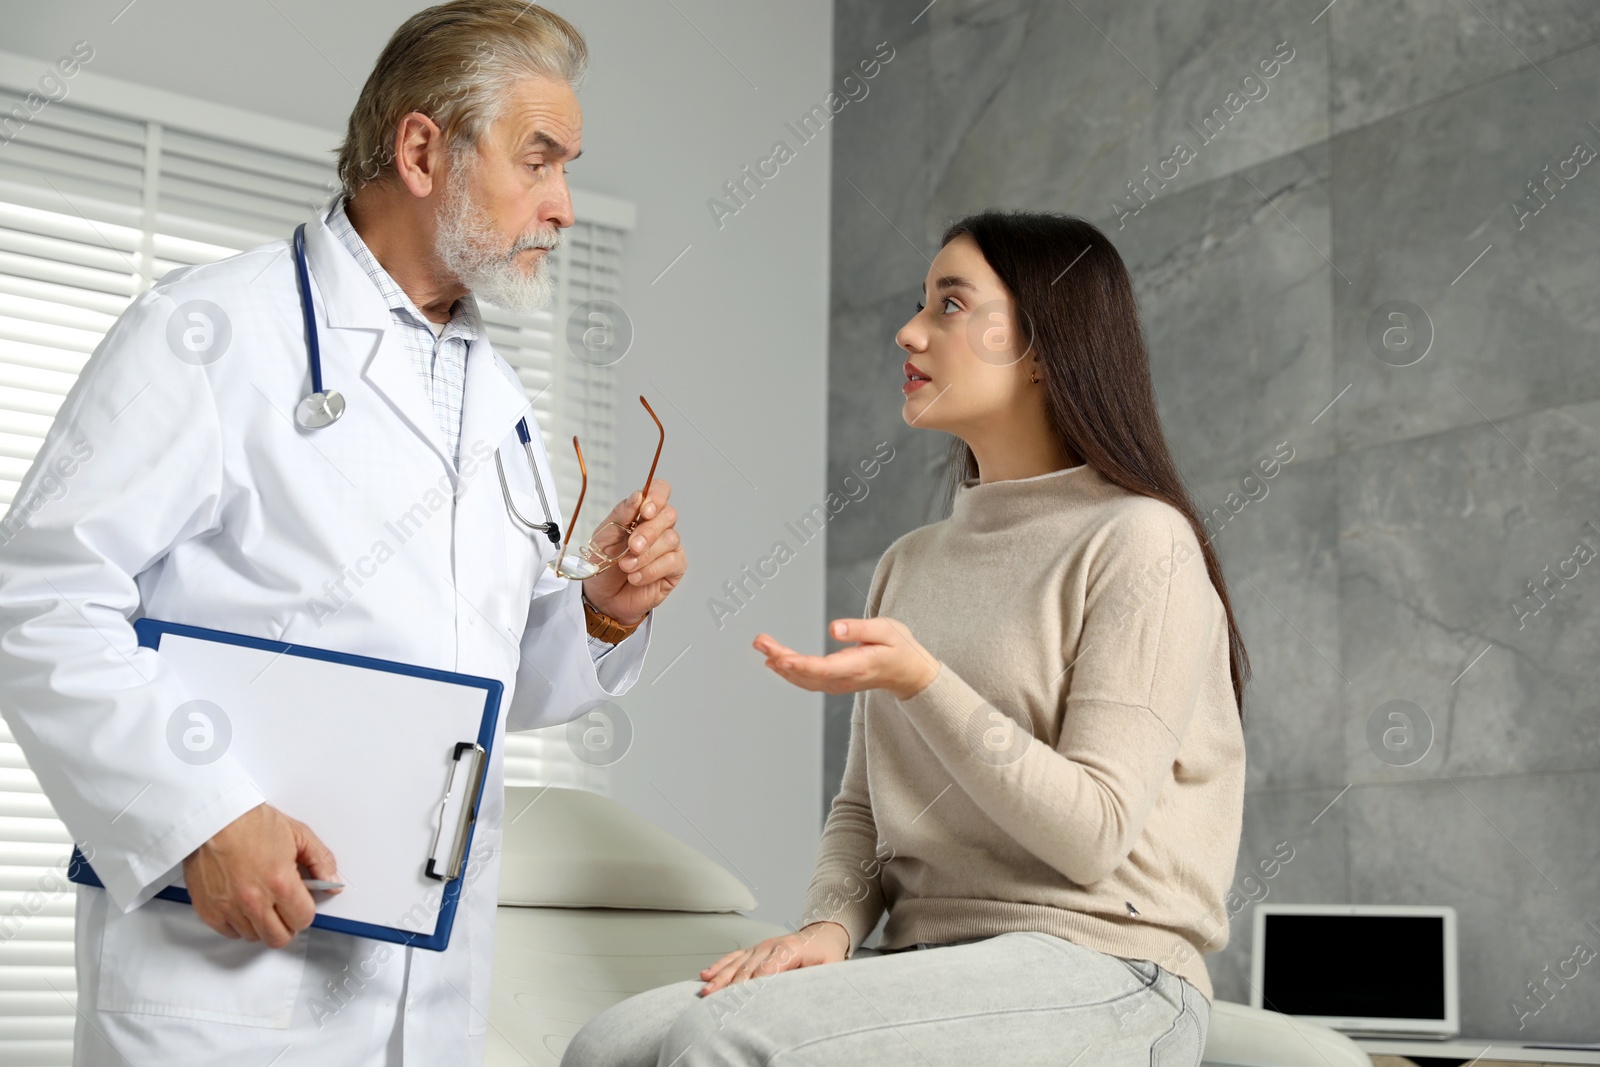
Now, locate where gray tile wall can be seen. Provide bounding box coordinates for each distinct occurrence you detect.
[825,0,1600,1040]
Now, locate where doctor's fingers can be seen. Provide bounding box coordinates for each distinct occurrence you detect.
[260,868,320,937]
[620,498,677,551]
[639,477,672,510]
[272,892,318,941]
[222,877,308,947]
[233,897,297,949]
[189,891,247,941]
[214,904,268,944]
[617,526,680,576]
[625,544,685,588]
[199,913,246,940]
[607,479,671,528]
[286,815,339,883]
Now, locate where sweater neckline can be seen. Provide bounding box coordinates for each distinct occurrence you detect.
[951,463,1099,531]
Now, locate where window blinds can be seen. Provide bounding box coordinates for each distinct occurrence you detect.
[488,219,627,795]
[0,83,630,1064]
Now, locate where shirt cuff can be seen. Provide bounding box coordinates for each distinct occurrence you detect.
[587,632,614,661]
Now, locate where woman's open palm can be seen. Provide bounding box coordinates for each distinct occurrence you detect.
[754,617,939,700]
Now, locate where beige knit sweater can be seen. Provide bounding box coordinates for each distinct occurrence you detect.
[798,462,1246,1001]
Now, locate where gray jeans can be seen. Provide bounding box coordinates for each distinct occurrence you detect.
[559,930,1209,1067]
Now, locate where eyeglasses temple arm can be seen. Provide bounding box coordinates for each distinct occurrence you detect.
[628,395,665,529]
[562,435,586,564]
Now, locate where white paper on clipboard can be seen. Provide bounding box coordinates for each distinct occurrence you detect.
[155,632,493,935]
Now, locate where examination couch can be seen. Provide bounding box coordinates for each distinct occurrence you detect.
[485,786,1370,1067]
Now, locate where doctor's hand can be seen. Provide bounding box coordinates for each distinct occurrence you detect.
[754,617,940,701]
[182,802,340,949]
[580,480,684,626]
[697,921,850,996]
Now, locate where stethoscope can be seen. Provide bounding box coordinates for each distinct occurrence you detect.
[494,419,562,547]
[291,223,563,548]
[291,224,346,431]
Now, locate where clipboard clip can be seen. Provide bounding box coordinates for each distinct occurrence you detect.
[426,741,486,882]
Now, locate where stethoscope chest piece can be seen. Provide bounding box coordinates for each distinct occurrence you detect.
[291,223,345,432]
[296,388,345,429]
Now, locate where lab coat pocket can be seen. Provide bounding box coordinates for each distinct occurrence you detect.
[97,896,309,1028]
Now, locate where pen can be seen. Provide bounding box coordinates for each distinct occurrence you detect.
[302,878,344,890]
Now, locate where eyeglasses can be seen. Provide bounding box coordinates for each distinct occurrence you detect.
[549,394,664,580]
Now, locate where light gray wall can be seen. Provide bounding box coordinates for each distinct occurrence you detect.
[567,2,832,932]
[4,0,834,929]
[826,0,1600,1040]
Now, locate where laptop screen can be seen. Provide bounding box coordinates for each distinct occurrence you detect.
[1262,913,1447,1020]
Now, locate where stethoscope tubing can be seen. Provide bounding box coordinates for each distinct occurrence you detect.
[292,221,560,546]
[293,224,325,396]
[498,419,561,545]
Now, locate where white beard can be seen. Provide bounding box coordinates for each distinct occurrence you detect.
[434,156,563,314]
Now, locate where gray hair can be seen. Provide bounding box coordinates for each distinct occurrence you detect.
[335,0,586,199]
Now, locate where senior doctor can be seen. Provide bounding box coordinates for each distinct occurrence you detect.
[0,3,684,1064]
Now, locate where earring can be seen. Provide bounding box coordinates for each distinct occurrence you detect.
[1030,372,1040,384]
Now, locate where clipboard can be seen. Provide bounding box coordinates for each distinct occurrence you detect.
[66,617,502,951]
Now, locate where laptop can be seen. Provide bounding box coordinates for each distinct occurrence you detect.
[1250,904,1460,1038]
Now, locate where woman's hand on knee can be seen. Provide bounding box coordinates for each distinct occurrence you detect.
[698,921,851,995]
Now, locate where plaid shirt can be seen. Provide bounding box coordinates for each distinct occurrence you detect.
[324,198,617,659]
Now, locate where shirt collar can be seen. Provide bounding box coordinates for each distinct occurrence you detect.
[324,195,481,343]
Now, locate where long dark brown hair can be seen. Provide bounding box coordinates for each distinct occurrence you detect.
[937,211,1250,717]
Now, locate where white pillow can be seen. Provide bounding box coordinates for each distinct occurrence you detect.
[496,786,757,912]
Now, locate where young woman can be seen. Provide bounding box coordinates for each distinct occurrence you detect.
[562,211,1248,1067]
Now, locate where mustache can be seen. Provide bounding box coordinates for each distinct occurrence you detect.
[512,228,563,254]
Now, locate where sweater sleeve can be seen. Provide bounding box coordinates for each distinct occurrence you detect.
[892,507,1222,886]
[796,555,895,954]
[796,689,887,955]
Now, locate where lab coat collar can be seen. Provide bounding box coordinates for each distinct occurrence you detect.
[301,203,394,332]
[300,208,530,476]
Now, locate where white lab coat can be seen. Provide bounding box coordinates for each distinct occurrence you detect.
[0,209,652,1065]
